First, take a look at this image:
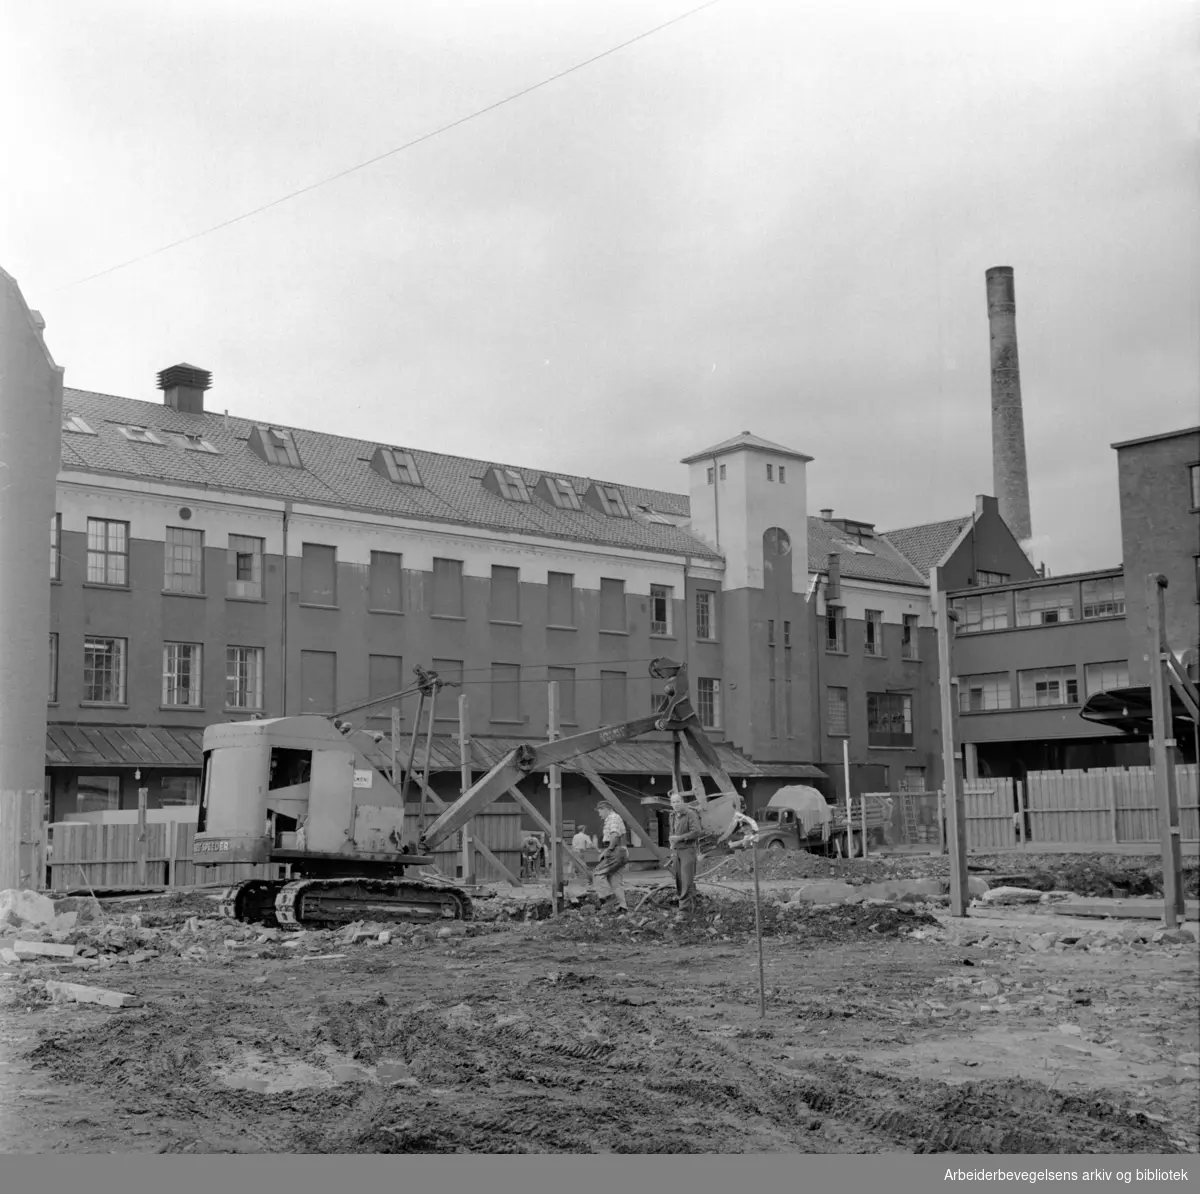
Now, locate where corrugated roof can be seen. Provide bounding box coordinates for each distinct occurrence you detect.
[807,518,926,588]
[46,725,204,768]
[59,387,719,560]
[878,515,972,580]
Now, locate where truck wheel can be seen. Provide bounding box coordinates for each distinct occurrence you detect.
[767,839,785,852]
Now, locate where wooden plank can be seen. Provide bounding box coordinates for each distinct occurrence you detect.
[136,787,148,887]
[459,696,473,886]
[472,838,522,887]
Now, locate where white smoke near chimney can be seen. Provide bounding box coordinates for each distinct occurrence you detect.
[1019,534,1052,572]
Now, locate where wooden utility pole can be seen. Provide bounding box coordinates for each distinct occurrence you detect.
[390,706,401,788]
[548,680,563,912]
[419,682,437,836]
[934,567,969,917]
[1147,574,1186,928]
[842,737,854,858]
[459,695,474,885]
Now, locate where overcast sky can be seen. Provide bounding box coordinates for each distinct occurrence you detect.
[2,0,1196,575]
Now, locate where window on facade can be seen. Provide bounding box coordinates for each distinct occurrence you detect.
[76,776,119,814]
[301,543,337,606]
[767,619,775,646]
[783,620,791,648]
[493,468,531,503]
[491,663,521,722]
[600,578,626,632]
[719,464,726,480]
[1084,660,1130,696]
[696,678,721,729]
[864,610,883,656]
[50,514,61,581]
[63,414,96,435]
[958,672,1012,713]
[1081,576,1125,619]
[300,650,337,715]
[367,550,403,612]
[547,666,576,724]
[543,477,581,510]
[976,570,1009,586]
[866,692,913,747]
[902,614,919,659]
[827,686,849,736]
[1017,666,1079,708]
[83,637,127,704]
[766,463,773,481]
[162,643,202,707]
[650,584,672,635]
[695,590,715,640]
[432,558,463,617]
[375,447,421,485]
[119,425,164,444]
[432,659,463,720]
[952,592,1008,633]
[903,766,925,793]
[228,535,264,600]
[1196,555,1200,603]
[600,670,627,724]
[165,431,219,454]
[1191,463,1200,509]
[1015,584,1076,627]
[706,467,714,485]
[369,654,403,706]
[164,526,204,593]
[48,633,58,702]
[825,606,845,652]
[226,646,264,710]
[160,776,200,806]
[548,571,574,627]
[779,466,786,484]
[86,518,128,586]
[490,566,520,623]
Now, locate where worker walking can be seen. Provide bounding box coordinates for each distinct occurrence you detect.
[667,790,703,918]
[568,823,596,891]
[593,824,629,912]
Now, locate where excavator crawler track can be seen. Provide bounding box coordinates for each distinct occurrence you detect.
[273,877,473,929]
[220,879,285,926]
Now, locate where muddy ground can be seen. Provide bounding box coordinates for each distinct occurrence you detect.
[1,881,1197,1155]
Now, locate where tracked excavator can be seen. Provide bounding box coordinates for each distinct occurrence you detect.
[192,658,749,930]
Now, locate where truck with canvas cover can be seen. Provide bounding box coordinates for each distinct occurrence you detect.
[756,784,893,855]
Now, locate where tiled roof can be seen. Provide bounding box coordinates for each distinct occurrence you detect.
[681,430,813,464]
[878,516,972,581]
[807,518,927,588]
[58,388,719,560]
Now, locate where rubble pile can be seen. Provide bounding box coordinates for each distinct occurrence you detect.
[910,920,1198,956]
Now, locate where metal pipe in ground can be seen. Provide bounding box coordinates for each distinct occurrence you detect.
[752,840,766,1018]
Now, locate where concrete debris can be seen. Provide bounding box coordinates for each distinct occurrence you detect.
[981,886,1044,905]
[1154,928,1196,945]
[45,980,139,1008]
[14,940,77,959]
[0,890,78,933]
[0,947,20,965]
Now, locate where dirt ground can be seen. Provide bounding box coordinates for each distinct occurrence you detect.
[1,878,1197,1155]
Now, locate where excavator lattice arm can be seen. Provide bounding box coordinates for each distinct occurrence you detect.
[417,657,730,855]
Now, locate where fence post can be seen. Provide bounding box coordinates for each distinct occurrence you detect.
[1016,781,1026,845]
[136,789,148,887]
[1107,773,1119,844]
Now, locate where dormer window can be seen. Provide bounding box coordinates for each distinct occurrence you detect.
[636,505,676,525]
[165,431,219,454]
[119,425,164,445]
[248,425,302,468]
[370,446,422,486]
[63,414,96,435]
[584,482,630,519]
[482,466,530,503]
[536,476,581,510]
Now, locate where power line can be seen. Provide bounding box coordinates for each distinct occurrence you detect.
[60,1,723,291]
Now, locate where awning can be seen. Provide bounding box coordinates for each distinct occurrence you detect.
[46,725,204,769]
[1079,687,1198,737]
[371,733,822,780]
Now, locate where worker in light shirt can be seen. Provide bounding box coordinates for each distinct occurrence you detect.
[568,824,596,889]
[596,801,625,846]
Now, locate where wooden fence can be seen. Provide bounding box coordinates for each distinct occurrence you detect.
[45,804,524,892]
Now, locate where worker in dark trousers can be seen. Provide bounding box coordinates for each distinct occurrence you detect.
[667,790,703,918]
[593,825,629,912]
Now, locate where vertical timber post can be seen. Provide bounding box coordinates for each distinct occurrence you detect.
[842,737,854,857]
[934,567,969,917]
[459,695,473,885]
[548,681,563,912]
[136,785,148,887]
[390,706,400,788]
[1147,574,1184,928]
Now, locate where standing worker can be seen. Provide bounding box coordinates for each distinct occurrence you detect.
[593,823,629,913]
[596,801,624,846]
[667,790,703,919]
[568,823,596,892]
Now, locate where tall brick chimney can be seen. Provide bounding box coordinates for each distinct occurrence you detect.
[985,268,1032,545]
[157,363,210,414]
